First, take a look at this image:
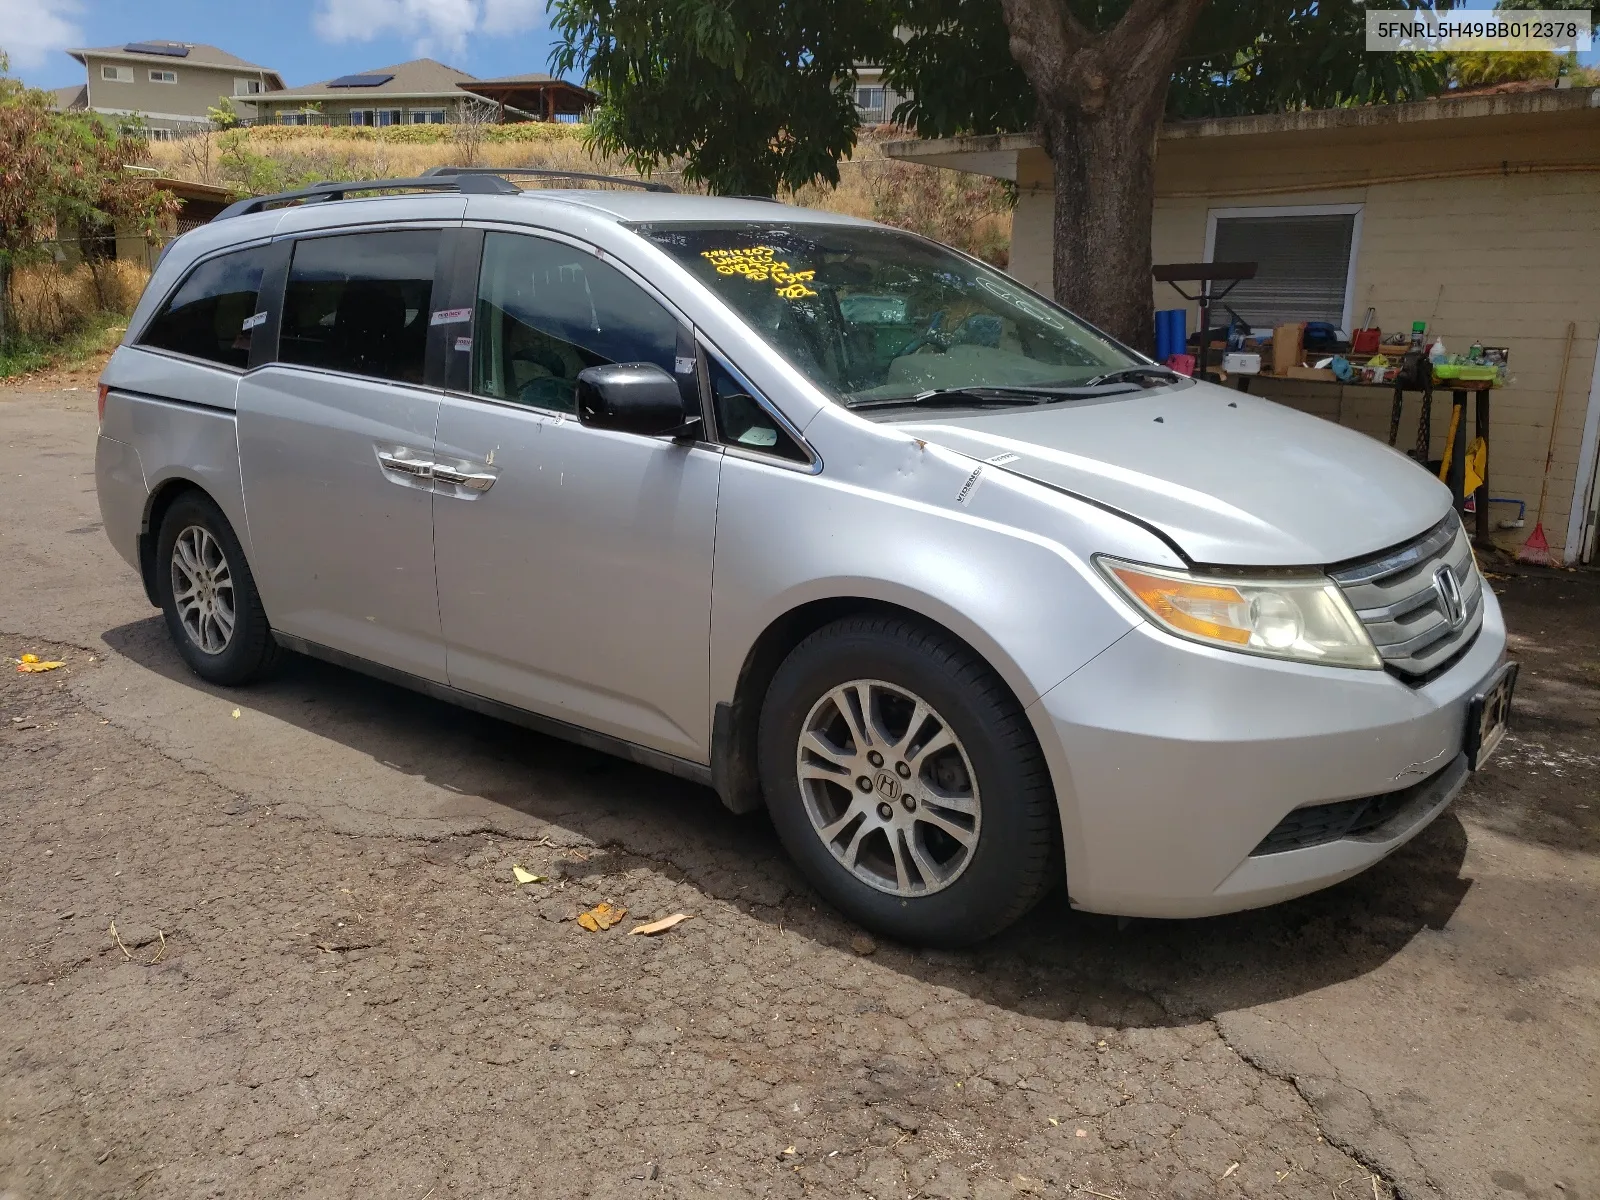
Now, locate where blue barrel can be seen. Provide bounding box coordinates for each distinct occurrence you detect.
[1156,309,1187,361]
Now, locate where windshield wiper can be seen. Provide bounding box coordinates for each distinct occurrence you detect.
[1085,365,1188,388]
[847,383,1139,411]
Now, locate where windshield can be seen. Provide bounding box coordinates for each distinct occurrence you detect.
[635,222,1141,405]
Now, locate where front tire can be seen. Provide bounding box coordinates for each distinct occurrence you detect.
[758,615,1057,947]
[155,491,281,686]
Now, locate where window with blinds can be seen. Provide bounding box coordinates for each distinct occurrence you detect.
[1209,210,1359,330]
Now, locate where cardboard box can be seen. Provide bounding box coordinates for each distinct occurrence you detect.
[1284,365,1337,381]
[1272,323,1305,375]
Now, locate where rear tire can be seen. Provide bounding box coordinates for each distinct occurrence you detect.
[155,491,282,686]
[758,615,1057,947]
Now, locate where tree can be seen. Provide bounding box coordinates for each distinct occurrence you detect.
[551,0,1443,350]
[0,54,178,344]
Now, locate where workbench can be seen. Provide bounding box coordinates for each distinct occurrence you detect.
[1227,369,1498,544]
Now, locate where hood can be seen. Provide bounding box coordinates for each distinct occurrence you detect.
[892,382,1452,566]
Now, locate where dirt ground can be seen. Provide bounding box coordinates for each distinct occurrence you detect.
[2,383,1597,1200]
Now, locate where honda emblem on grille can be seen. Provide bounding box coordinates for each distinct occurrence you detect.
[1434,566,1466,628]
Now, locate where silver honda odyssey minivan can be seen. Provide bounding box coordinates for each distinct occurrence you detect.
[94,169,1515,946]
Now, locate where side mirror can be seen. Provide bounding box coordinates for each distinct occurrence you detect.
[576,363,690,437]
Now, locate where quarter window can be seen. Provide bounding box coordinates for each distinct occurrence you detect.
[708,355,807,462]
[139,244,275,369]
[277,230,439,385]
[471,232,680,414]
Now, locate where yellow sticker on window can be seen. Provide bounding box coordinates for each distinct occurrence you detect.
[702,247,817,298]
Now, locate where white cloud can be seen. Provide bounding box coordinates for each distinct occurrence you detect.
[313,0,481,59]
[0,0,82,71]
[480,0,543,35]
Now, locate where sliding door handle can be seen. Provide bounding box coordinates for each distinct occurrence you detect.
[377,450,434,480]
[432,465,497,492]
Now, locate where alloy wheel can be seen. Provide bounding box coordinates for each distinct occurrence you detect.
[170,525,236,655]
[795,678,982,897]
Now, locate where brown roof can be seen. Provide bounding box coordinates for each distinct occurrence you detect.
[50,83,88,111]
[68,41,284,87]
[264,59,479,102]
[458,74,598,112]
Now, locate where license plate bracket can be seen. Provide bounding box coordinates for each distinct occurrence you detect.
[1466,661,1518,770]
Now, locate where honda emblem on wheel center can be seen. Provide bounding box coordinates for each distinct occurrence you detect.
[874,771,901,801]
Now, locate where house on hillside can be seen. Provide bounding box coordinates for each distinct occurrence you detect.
[852,64,911,126]
[254,59,596,127]
[50,40,284,138]
[886,84,1600,565]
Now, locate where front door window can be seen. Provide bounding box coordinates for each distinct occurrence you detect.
[471,231,679,413]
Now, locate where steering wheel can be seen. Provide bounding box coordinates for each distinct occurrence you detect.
[896,310,948,357]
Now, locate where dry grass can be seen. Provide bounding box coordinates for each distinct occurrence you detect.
[5,260,150,342]
[142,125,1012,264]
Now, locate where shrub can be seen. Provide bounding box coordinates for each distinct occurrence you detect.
[4,260,149,342]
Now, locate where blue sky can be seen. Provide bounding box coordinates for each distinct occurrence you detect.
[6,0,1594,94]
[5,0,566,91]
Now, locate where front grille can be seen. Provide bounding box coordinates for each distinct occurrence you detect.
[1251,753,1469,855]
[1330,516,1483,680]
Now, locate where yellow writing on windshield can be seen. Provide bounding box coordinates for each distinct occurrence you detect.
[702,246,817,298]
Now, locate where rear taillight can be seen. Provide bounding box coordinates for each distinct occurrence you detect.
[97,383,109,426]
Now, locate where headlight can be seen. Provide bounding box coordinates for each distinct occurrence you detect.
[1097,557,1382,670]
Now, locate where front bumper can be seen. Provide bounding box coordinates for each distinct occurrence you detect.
[1032,586,1506,918]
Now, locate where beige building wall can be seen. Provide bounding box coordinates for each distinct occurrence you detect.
[257,97,468,125]
[1007,106,1600,561]
[82,55,272,131]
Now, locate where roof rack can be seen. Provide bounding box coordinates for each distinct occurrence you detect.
[214,164,678,222]
[215,172,520,221]
[422,166,676,194]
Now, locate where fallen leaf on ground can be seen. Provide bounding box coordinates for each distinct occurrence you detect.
[17,653,66,673]
[512,865,544,885]
[576,902,625,932]
[628,913,691,936]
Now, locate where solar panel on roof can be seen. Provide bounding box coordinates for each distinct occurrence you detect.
[327,73,396,87]
[123,42,191,57]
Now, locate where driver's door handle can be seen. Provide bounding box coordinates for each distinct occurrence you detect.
[376,450,434,479]
[432,465,497,492]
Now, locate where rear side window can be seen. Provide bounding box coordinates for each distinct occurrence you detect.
[278,230,439,385]
[472,231,679,413]
[140,245,274,369]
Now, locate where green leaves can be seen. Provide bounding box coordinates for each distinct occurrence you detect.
[0,64,178,273]
[550,0,899,194]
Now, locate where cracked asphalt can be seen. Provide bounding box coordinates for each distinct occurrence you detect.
[2,382,1597,1200]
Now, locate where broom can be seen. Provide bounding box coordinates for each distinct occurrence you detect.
[1518,321,1577,566]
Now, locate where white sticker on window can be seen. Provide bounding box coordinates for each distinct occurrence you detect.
[956,466,985,506]
[240,311,268,331]
[985,452,1020,466]
[430,307,472,325]
[455,336,472,352]
[737,426,779,448]
[674,356,696,375]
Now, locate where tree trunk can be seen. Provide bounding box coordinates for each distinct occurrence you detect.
[999,0,1207,353]
[0,261,9,350]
